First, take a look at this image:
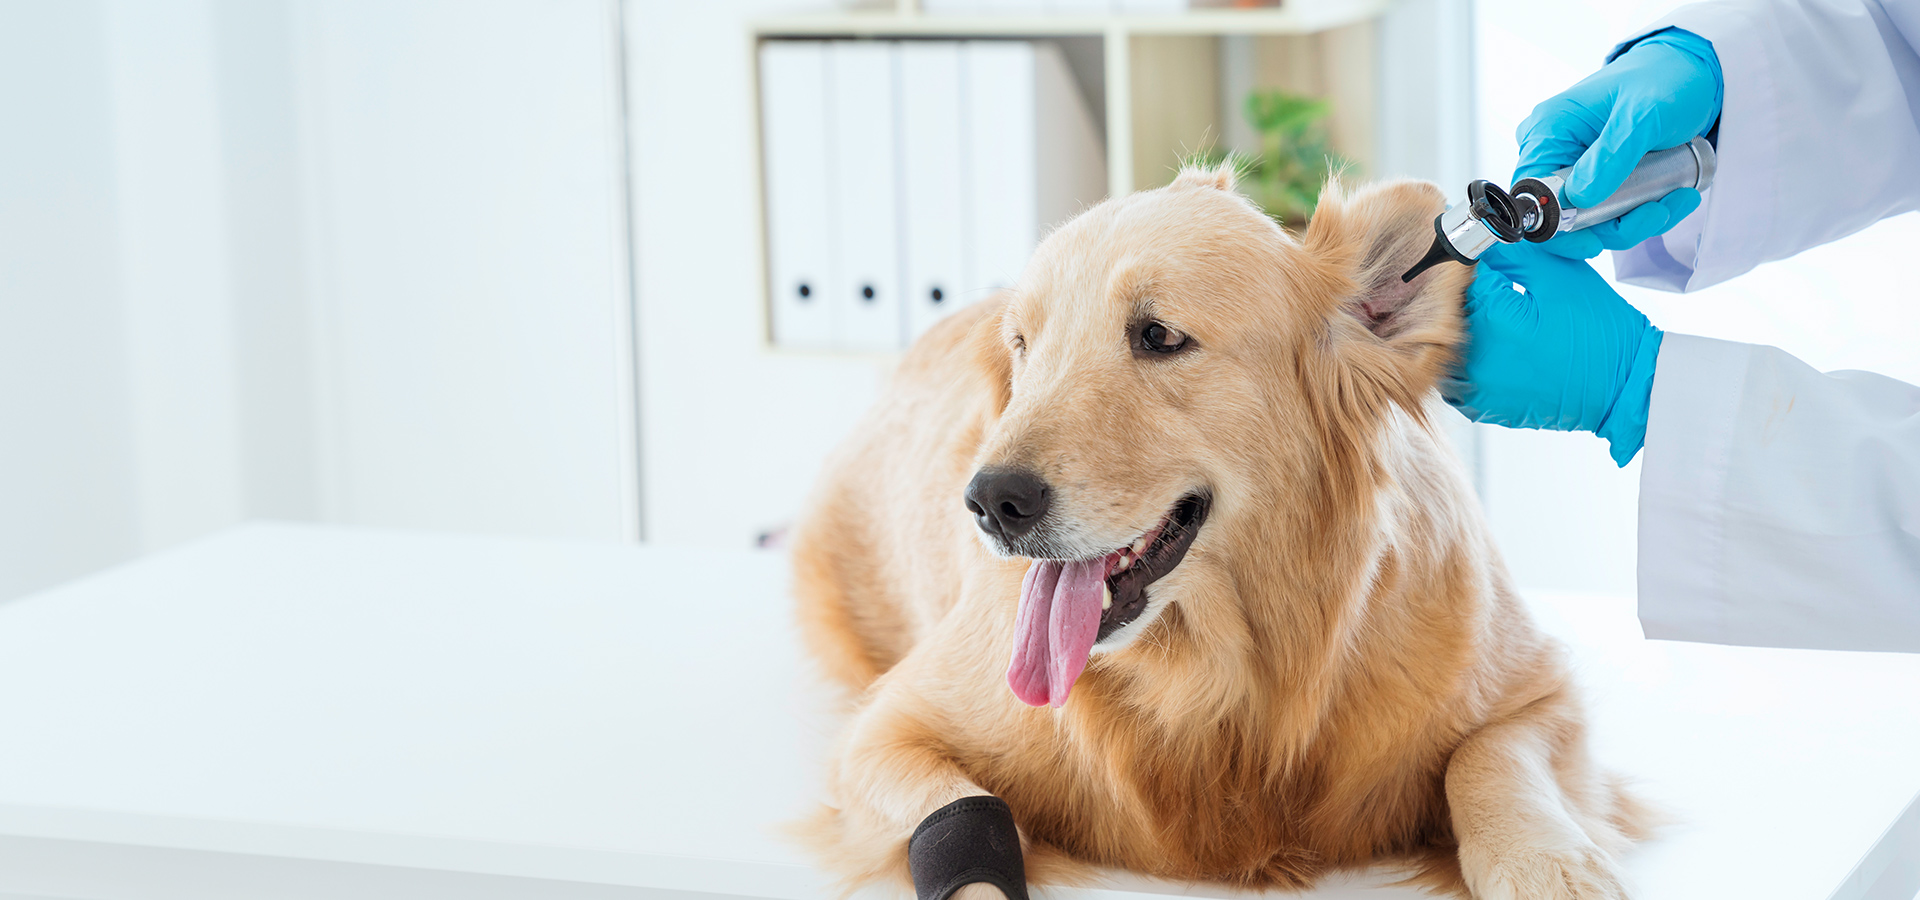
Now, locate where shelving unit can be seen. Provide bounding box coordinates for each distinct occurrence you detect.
[755,6,1389,36]
[753,0,1388,200]
[745,0,1471,354]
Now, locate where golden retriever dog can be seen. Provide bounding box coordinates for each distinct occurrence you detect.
[789,167,1648,900]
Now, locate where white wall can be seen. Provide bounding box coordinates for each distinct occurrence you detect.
[0,0,248,599]
[0,1,143,601]
[1373,0,1483,485]
[292,0,638,541]
[0,0,641,601]
[1473,0,1920,596]
[1375,0,1475,190]
[215,0,323,523]
[625,0,887,548]
[104,0,249,552]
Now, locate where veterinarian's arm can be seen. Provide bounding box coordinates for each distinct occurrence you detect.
[1448,244,1920,653]
[1518,0,1920,292]
[1636,334,1920,653]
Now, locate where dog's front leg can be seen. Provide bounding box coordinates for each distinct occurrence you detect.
[826,698,1025,900]
[952,882,1014,900]
[1446,703,1629,900]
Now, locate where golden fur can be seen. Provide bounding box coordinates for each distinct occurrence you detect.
[790,169,1650,899]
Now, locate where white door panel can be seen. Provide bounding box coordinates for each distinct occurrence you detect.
[294,0,636,540]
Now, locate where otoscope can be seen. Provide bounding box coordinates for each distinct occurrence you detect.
[1401,136,1717,282]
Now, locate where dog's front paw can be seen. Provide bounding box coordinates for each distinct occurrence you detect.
[952,883,1014,900]
[1462,840,1628,900]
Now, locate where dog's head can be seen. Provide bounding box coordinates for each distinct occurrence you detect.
[967,166,1469,708]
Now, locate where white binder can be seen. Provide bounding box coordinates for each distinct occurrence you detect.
[899,43,968,341]
[759,42,834,349]
[962,41,1107,302]
[827,42,904,351]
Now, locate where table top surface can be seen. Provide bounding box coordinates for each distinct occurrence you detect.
[0,523,1915,899]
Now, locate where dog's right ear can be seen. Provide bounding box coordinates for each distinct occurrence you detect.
[1296,178,1471,508]
[1170,162,1238,193]
[1302,177,1471,415]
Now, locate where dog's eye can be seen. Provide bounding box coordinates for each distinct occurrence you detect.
[1138,321,1189,355]
[1010,333,1027,354]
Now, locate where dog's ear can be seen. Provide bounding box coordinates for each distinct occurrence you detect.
[1294,178,1471,508]
[1302,177,1470,404]
[1170,162,1237,194]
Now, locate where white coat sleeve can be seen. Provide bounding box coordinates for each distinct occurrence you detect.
[1607,0,1920,293]
[1638,333,1920,652]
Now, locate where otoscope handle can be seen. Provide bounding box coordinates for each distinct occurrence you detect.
[1555,136,1716,232]
[1399,137,1718,283]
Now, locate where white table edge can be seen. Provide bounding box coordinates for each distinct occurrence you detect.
[0,802,825,899]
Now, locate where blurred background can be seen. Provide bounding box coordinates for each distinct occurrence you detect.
[2,0,1913,606]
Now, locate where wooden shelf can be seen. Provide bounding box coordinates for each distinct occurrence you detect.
[753,2,1391,38]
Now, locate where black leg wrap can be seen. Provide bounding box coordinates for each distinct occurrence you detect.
[908,796,1029,900]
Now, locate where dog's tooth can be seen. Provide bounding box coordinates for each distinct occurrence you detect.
[1101,582,1113,610]
[1116,553,1130,571]
[1132,536,1149,555]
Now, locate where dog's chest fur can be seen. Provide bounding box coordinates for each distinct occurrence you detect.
[936,618,1472,886]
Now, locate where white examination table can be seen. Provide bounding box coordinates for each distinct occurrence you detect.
[0,523,1913,899]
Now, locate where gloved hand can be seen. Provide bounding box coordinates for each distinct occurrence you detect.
[1514,27,1723,260]
[1441,243,1663,466]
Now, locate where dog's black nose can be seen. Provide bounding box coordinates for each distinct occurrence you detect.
[965,468,1051,541]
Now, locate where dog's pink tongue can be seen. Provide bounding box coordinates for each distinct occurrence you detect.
[1007,558,1107,708]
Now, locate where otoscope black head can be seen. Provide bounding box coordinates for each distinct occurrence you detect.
[1400,180,1522,282]
[1401,232,1456,283]
[1405,180,1520,282]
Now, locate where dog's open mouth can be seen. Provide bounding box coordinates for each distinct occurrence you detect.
[1006,493,1211,708]
[1098,493,1211,643]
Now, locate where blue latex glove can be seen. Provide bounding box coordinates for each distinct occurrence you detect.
[1441,243,1663,466]
[1514,28,1723,260]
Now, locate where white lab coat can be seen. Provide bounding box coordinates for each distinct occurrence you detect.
[1607,0,1920,651]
